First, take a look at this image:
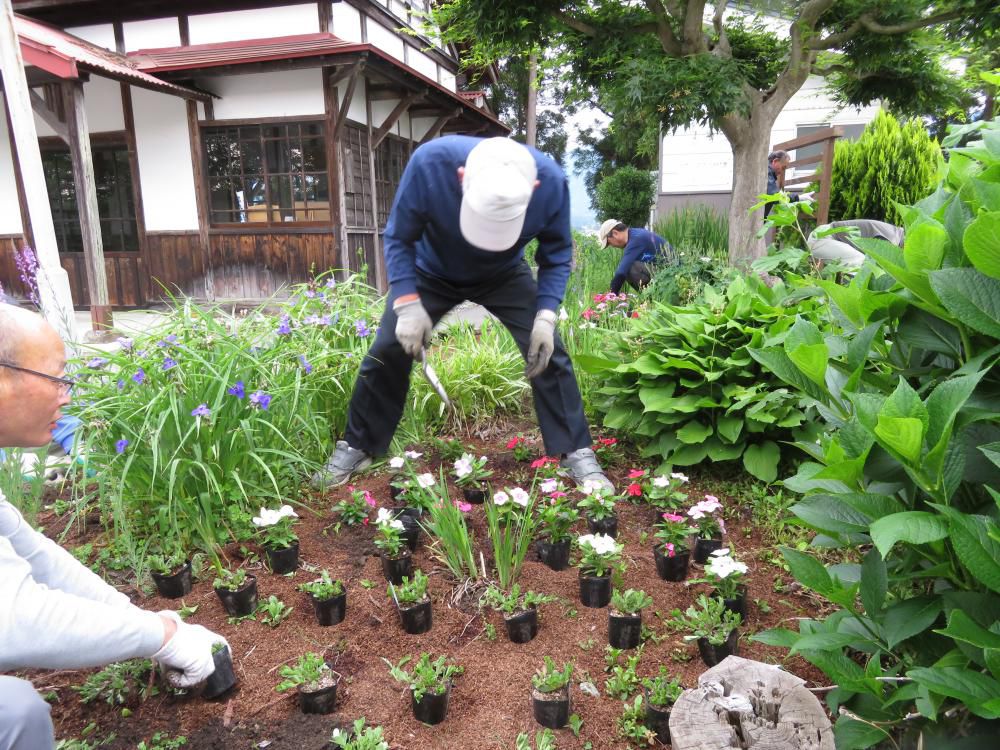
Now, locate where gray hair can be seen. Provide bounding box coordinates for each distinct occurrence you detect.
[768,150,790,164]
[0,303,44,365]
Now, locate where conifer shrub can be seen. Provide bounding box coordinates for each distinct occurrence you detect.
[595,166,656,227]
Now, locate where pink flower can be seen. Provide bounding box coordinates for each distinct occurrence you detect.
[662,513,685,523]
[363,491,376,508]
[550,491,567,498]
[582,308,595,320]
[631,311,640,319]
[627,469,646,479]
[455,500,472,512]
[362,517,369,526]
[506,437,522,449]
[531,456,557,468]
[666,542,676,558]
[626,483,642,497]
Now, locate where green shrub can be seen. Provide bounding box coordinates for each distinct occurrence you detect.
[827,109,942,225]
[595,165,656,227]
[751,116,1000,746]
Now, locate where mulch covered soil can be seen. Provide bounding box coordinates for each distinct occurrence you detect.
[32,435,828,749]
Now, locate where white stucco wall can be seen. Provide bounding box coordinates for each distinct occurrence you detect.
[124,17,181,51]
[408,49,437,82]
[338,78,369,125]
[130,87,199,231]
[65,23,116,50]
[371,98,404,138]
[439,71,456,91]
[0,95,23,235]
[33,76,125,138]
[330,2,363,42]
[205,69,325,120]
[188,4,318,45]
[366,21,404,62]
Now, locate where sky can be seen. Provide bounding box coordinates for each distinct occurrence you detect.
[562,108,611,231]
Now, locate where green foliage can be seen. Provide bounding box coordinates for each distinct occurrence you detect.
[484,583,555,616]
[582,275,825,480]
[73,660,154,707]
[667,594,742,646]
[391,569,429,605]
[605,649,643,700]
[258,595,293,628]
[532,656,572,693]
[136,733,187,750]
[617,694,656,745]
[298,570,344,600]
[827,110,943,225]
[642,667,683,707]
[484,486,537,589]
[212,567,249,592]
[0,447,47,525]
[514,729,556,750]
[610,589,653,615]
[383,653,463,702]
[330,718,389,750]
[752,117,1000,742]
[275,653,330,693]
[595,166,656,227]
[418,471,480,581]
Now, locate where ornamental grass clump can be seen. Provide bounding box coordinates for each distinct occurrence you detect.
[486,486,537,589]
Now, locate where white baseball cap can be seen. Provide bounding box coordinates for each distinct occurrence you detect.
[598,219,620,248]
[459,138,538,252]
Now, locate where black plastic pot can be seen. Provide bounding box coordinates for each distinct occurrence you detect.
[504,607,538,644]
[653,544,690,582]
[398,597,432,634]
[586,514,618,538]
[536,538,571,571]
[151,561,192,599]
[388,509,420,551]
[461,486,487,505]
[644,693,671,745]
[265,541,299,574]
[311,591,347,626]
[214,575,258,617]
[608,609,643,649]
[697,630,739,667]
[717,586,748,622]
[202,646,237,700]
[381,550,413,585]
[299,675,339,715]
[693,537,723,564]
[532,686,570,729]
[579,572,612,608]
[411,683,450,725]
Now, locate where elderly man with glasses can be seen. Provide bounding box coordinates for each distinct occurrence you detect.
[0,303,228,750]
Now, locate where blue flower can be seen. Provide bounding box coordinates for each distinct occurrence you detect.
[304,290,316,299]
[325,278,337,289]
[117,337,133,351]
[86,357,108,369]
[298,355,313,374]
[355,320,370,338]
[227,381,245,399]
[191,403,211,418]
[157,334,178,348]
[276,315,292,335]
[304,314,320,326]
[318,315,332,326]
[136,349,148,358]
[162,358,177,371]
[115,438,129,454]
[132,368,146,384]
[249,390,272,410]
[116,379,124,390]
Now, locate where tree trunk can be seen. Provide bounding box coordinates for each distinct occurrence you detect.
[525,51,538,147]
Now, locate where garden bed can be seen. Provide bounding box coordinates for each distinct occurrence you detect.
[35,436,827,749]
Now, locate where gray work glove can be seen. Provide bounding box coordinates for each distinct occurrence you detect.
[153,610,229,688]
[394,297,433,359]
[525,309,558,379]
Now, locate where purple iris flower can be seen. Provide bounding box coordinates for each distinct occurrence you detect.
[191,403,211,418]
[227,381,246,399]
[304,290,316,299]
[157,334,178,348]
[318,315,332,326]
[325,278,336,289]
[116,379,124,390]
[136,349,148,358]
[355,320,370,338]
[162,358,178,371]
[298,355,313,374]
[115,438,129,454]
[132,368,146,384]
[87,357,108,369]
[276,315,292,335]
[304,315,320,326]
[249,390,272,410]
[117,337,134,351]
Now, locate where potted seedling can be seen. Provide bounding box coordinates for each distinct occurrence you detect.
[374,507,412,584]
[669,594,742,667]
[578,481,618,538]
[203,642,237,700]
[253,504,300,574]
[534,486,579,571]
[687,495,725,563]
[390,569,432,634]
[645,472,690,519]
[453,452,492,504]
[483,584,556,644]
[642,668,683,744]
[298,570,347,626]
[148,548,192,599]
[213,567,258,617]
[653,513,697,582]
[332,486,376,529]
[531,657,572,729]
[385,653,463,725]
[576,533,623,608]
[608,589,653,649]
[694,548,749,620]
[329,718,389,750]
[387,451,423,504]
[276,652,340,714]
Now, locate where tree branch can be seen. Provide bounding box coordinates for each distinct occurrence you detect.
[809,8,967,50]
[641,0,682,56]
[711,1,730,57]
[682,0,708,54]
[553,9,598,37]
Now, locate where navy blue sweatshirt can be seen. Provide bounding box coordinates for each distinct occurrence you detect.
[610,228,672,294]
[383,135,573,311]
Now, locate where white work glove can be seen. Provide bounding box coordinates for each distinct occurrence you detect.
[525,309,558,379]
[393,297,433,359]
[152,610,229,688]
[800,191,815,201]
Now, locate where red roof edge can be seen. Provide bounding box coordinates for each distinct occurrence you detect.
[19,37,78,79]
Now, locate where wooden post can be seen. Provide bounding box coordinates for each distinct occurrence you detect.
[62,79,112,331]
[525,50,537,147]
[0,0,76,340]
[323,65,347,273]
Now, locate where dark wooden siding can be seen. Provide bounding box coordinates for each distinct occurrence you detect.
[207,231,338,300]
[146,231,206,300]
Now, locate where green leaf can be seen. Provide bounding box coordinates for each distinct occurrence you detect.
[781,547,833,594]
[979,442,1000,471]
[791,494,871,534]
[934,610,1000,650]
[908,667,1000,719]
[860,548,887,616]
[930,268,1000,339]
[675,420,713,445]
[883,596,942,649]
[742,440,780,483]
[834,717,890,750]
[933,505,1000,595]
[788,343,828,388]
[869,512,949,557]
[789,632,864,656]
[716,415,743,444]
[903,222,947,273]
[964,211,1000,280]
[747,347,830,404]
[750,628,799,648]
[873,416,923,465]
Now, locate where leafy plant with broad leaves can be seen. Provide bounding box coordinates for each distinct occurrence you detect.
[383,653,463,702]
[275,652,331,693]
[579,274,825,481]
[750,110,1000,747]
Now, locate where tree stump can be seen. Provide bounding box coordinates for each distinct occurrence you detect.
[669,656,834,750]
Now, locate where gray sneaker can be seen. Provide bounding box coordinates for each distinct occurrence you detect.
[311,440,373,489]
[560,447,615,493]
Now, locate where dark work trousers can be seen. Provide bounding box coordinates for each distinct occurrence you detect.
[344,263,592,457]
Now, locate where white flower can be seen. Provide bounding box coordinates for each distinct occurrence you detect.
[579,533,618,556]
[454,456,473,478]
[652,475,670,488]
[405,450,423,460]
[376,507,394,525]
[580,478,607,496]
[494,491,510,506]
[558,307,568,321]
[706,550,747,579]
[540,478,558,494]
[416,473,435,489]
[389,519,405,532]
[699,256,712,263]
[670,472,689,483]
[252,504,298,527]
[389,456,405,469]
[510,487,530,507]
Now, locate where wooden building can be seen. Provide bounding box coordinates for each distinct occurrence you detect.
[0,0,505,308]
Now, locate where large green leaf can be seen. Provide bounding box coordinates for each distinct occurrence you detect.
[747,347,831,404]
[930,268,1000,339]
[857,237,938,305]
[716,415,743,444]
[934,610,1000,650]
[750,628,799,648]
[874,416,924,465]
[908,667,1000,719]
[782,547,833,594]
[860,548,887,616]
[836,492,905,521]
[789,632,865,656]
[675,420,712,445]
[883,596,943,649]
[791,494,871,534]
[933,504,1000,594]
[980,441,1000,470]
[964,211,1000,280]
[834,717,890,750]
[869,512,949,557]
[903,222,947,273]
[742,440,780,482]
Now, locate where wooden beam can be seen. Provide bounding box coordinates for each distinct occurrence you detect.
[185,98,214,299]
[816,136,835,225]
[322,65,346,272]
[317,0,330,33]
[371,90,421,150]
[772,126,843,153]
[120,82,148,303]
[28,88,68,143]
[364,79,383,289]
[419,107,460,145]
[3,98,33,249]
[333,57,365,141]
[178,15,190,46]
[61,79,112,330]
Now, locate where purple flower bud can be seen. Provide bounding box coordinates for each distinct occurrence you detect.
[162,358,177,371]
[276,315,292,335]
[227,381,246,399]
[132,368,146,384]
[355,320,370,338]
[191,403,211,418]
[86,357,108,369]
[117,337,134,351]
[115,438,129,454]
[298,355,313,374]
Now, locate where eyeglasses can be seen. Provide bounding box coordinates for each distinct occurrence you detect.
[0,362,74,393]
